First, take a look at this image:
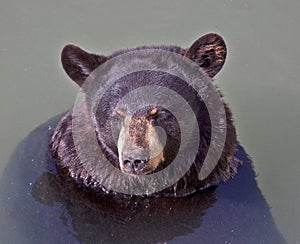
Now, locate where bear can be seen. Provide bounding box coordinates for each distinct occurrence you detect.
[0,33,286,243]
[49,33,239,197]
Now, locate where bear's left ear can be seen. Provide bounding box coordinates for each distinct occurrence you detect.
[185,33,227,78]
[61,44,107,86]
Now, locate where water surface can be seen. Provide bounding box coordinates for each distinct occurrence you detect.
[0,0,299,243]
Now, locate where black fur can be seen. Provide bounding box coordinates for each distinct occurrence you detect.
[50,33,239,197]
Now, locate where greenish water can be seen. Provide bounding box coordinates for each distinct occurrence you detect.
[0,0,299,243]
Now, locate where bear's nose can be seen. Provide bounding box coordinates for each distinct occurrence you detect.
[122,156,147,174]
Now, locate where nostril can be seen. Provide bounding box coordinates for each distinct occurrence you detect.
[123,160,132,169]
[133,160,142,167]
[133,159,146,170]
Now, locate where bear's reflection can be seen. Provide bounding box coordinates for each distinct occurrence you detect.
[32,170,216,243]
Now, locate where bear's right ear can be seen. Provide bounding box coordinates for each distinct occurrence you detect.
[61,44,107,86]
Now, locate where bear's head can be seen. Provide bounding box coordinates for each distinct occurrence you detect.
[52,33,238,196]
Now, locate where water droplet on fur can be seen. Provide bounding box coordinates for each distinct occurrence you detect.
[173,183,178,197]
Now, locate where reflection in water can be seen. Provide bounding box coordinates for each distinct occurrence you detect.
[0,115,286,243]
[32,171,215,243]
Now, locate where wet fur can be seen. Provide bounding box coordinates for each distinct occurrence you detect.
[50,33,240,196]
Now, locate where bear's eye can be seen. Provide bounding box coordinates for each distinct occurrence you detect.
[149,107,158,119]
[116,108,126,118]
[112,108,126,124]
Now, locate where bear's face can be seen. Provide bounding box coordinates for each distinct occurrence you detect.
[52,33,238,196]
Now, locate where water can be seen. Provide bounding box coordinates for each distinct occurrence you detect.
[0,0,299,243]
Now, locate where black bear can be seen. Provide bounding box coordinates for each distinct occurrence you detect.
[50,33,239,197]
[0,34,286,243]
